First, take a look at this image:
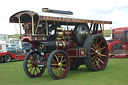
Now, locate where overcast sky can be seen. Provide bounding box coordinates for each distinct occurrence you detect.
[0,0,128,34]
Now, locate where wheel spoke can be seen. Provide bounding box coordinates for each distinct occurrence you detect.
[60,56,64,62]
[57,68,60,76]
[98,58,104,64]
[95,60,100,68]
[54,68,59,76]
[55,55,59,62]
[52,59,56,63]
[51,64,58,66]
[97,40,103,47]
[30,66,33,73]
[91,52,95,55]
[99,47,105,51]
[60,67,63,75]
[91,47,96,52]
[35,67,38,74]
[92,60,96,67]
[61,59,66,63]
[93,43,96,49]
[100,54,106,57]
[91,56,95,60]
[52,67,56,71]
[61,67,65,71]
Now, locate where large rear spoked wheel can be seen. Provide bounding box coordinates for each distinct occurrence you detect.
[47,50,70,80]
[23,51,45,78]
[84,34,108,71]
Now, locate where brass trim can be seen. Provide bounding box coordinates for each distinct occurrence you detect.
[57,38,61,40]
[40,44,44,49]
[57,27,63,30]
[58,32,63,37]
[31,16,34,35]
[59,43,63,47]
[45,20,48,36]
[42,37,47,40]
[62,41,66,49]
[56,41,58,49]
[42,8,49,12]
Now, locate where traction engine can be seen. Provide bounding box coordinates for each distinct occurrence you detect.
[9,8,112,79]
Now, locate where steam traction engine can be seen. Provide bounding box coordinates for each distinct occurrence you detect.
[9,8,112,79]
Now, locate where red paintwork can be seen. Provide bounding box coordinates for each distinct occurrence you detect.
[108,27,128,58]
[112,27,128,33]
[108,27,128,52]
[66,49,77,57]
[0,52,25,60]
[109,54,128,58]
[107,40,122,52]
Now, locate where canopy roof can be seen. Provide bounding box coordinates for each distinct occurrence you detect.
[10,10,112,24]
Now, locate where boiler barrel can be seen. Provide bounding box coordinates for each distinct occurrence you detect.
[41,40,77,52]
[56,40,77,50]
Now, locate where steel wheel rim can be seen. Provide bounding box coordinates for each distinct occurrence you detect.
[26,52,45,77]
[50,52,69,78]
[90,37,108,70]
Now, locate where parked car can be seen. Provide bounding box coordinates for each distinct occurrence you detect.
[6,47,25,55]
[22,42,33,52]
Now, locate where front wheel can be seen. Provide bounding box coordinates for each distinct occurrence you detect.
[83,34,108,71]
[23,51,45,78]
[47,50,70,80]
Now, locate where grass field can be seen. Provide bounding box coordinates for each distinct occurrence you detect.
[0,59,128,85]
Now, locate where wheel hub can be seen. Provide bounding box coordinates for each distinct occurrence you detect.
[96,50,101,56]
[58,62,62,67]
